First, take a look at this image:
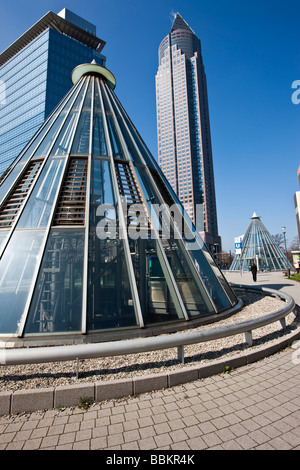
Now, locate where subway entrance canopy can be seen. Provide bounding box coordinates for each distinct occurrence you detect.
[230,212,294,272]
[0,63,237,343]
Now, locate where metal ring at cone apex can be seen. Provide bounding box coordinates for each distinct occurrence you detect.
[71,63,116,89]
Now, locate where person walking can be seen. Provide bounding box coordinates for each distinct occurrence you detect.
[251,261,258,282]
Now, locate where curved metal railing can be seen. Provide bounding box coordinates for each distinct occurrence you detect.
[0,285,296,366]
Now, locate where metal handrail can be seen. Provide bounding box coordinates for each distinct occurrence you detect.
[0,285,296,366]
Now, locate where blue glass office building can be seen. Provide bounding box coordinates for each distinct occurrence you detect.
[0,9,106,176]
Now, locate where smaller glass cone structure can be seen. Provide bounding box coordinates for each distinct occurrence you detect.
[230,212,293,272]
[0,63,237,342]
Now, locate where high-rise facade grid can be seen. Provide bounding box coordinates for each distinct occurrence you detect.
[0,9,106,176]
[156,13,221,254]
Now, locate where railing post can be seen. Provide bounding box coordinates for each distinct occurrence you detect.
[244,331,253,346]
[177,345,185,364]
[277,318,286,330]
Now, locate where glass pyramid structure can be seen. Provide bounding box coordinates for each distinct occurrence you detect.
[230,212,293,272]
[0,63,237,342]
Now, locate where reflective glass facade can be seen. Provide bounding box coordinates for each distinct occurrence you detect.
[0,11,105,176]
[230,213,294,272]
[156,14,221,254]
[0,64,237,341]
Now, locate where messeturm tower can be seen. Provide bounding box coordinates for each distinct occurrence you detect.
[156,13,221,255]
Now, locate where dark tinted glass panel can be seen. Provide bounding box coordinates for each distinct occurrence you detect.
[71,79,92,155]
[87,158,137,330]
[139,165,235,309]
[129,237,180,324]
[93,82,107,155]
[25,229,84,334]
[106,87,154,168]
[34,82,85,159]
[51,81,88,156]
[101,84,125,159]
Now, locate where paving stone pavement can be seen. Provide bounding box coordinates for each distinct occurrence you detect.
[0,347,300,451]
[0,271,299,451]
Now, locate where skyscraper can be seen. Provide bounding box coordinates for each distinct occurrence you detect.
[0,8,106,176]
[156,13,221,254]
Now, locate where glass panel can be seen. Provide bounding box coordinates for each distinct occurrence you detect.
[92,82,107,156]
[0,160,42,229]
[0,230,44,334]
[134,166,215,317]
[184,243,232,311]
[0,83,78,205]
[0,231,9,251]
[101,83,125,159]
[148,167,237,305]
[25,229,84,334]
[34,81,86,159]
[105,84,235,310]
[51,81,89,156]
[71,78,93,155]
[17,157,65,229]
[112,159,180,323]
[129,237,179,324]
[87,158,137,330]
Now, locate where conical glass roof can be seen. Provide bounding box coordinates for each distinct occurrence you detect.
[0,63,237,342]
[230,212,293,272]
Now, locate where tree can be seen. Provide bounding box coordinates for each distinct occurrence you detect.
[289,236,300,252]
[272,233,285,249]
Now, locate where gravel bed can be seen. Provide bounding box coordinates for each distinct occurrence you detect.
[0,290,299,392]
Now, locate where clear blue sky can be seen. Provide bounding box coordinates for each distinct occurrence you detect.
[0,0,299,252]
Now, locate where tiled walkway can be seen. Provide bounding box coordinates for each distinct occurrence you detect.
[0,347,299,450]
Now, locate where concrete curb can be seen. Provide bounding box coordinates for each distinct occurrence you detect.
[1,324,300,416]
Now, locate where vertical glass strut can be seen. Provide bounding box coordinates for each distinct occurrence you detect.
[108,89,236,306]
[87,79,142,330]
[93,81,107,156]
[23,79,90,336]
[20,78,89,337]
[105,84,233,313]
[81,76,94,334]
[101,82,190,323]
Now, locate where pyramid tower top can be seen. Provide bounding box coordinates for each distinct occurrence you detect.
[251,212,260,219]
[171,13,196,35]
